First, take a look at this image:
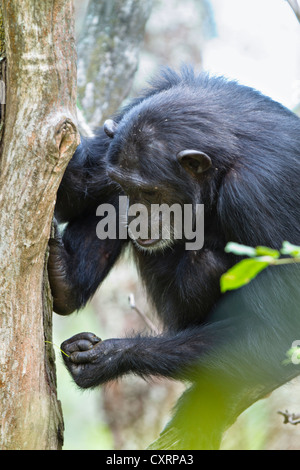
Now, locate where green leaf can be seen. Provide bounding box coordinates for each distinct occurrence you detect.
[220,258,270,293]
[255,246,280,258]
[281,241,300,258]
[282,347,300,366]
[225,242,280,259]
[224,242,257,257]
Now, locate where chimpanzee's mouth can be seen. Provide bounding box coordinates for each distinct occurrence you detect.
[130,235,175,252]
[135,238,160,247]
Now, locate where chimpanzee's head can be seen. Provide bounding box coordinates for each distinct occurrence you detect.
[105,86,231,252]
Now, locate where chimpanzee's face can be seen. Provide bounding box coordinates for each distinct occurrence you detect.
[105,117,211,252]
[107,158,182,252]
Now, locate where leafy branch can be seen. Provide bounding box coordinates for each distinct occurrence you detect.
[220,241,300,293]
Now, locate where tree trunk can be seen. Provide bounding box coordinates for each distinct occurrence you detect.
[0,0,79,450]
[0,6,6,154]
[76,0,153,127]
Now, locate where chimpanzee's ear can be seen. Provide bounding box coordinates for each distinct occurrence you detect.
[177,150,212,176]
[104,119,118,138]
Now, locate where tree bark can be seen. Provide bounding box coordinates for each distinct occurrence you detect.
[0,0,79,450]
[76,0,153,128]
[0,6,6,153]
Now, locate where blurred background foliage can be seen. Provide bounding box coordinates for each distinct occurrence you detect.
[54,0,300,450]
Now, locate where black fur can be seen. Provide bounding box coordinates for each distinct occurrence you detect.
[50,67,300,449]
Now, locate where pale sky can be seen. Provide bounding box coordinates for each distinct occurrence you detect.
[203,0,300,108]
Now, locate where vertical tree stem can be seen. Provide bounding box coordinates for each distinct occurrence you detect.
[0,0,79,450]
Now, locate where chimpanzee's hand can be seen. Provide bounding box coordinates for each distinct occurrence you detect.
[48,218,78,315]
[61,332,130,388]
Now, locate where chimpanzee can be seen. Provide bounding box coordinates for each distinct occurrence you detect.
[49,67,300,449]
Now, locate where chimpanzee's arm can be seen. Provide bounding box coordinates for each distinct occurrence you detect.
[60,315,294,389]
[50,129,127,314]
[55,129,118,223]
[61,312,297,450]
[61,265,300,389]
[61,266,300,450]
[48,210,127,315]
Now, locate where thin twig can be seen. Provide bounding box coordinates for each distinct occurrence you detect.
[128,293,160,335]
[270,257,300,265]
